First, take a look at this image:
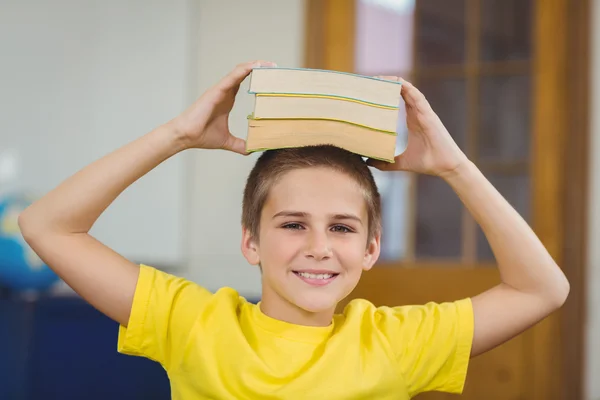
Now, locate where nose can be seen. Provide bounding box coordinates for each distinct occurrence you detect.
[304,230,332,261]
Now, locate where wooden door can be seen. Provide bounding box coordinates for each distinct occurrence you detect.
[305,0,589,399]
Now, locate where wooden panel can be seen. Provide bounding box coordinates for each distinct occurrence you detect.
[305,0,355,73]
[560,0,591,397]
[530,0,569,398]
[323,0,354,72]
[342,266,500,305]
[303,0,325,69]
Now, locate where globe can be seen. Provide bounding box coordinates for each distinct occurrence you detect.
[0,194,60,291]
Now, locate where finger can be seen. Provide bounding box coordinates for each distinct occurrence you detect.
[392,153,410,171]
[366,158,395,171]
[219,60,278,91]
[223,134,249,156]
[367,154,412,171]
[374,75,400,82]
[400,79,431,111]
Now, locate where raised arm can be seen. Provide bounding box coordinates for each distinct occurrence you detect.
[19,127,186,326]
[19,60,276,326]
[368,77,569,358]
[443,160,569,356]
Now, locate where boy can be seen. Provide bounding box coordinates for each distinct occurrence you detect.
[19,61,569,399]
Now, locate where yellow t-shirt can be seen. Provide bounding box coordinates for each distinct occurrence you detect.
[118,265,474,399]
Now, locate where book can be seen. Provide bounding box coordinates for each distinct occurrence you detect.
[248,67,402,108]
[246,118,397,162]
[246,67,402,162]
[252,94,398,133]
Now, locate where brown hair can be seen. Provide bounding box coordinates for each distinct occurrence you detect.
[242,145,382,243]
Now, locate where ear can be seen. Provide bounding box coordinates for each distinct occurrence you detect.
[241,226,261,265]
[362,232,381,271]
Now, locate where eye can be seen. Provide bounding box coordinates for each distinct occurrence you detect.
[331,225,353,233]
[282,223,304,230]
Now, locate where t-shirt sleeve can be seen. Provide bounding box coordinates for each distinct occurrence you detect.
[117,264,213,369]
[376,298,474,397]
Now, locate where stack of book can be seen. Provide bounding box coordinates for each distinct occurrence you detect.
[245,67,402,162]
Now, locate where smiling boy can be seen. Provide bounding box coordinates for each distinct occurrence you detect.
[19,61,569,399]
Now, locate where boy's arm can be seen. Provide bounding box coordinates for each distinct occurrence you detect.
[19,126,186,326]
[368,77,569,358]
[443,162,569,357]
[19,60,276,327]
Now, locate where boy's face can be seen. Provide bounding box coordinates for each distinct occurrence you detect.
[242,167,380,322]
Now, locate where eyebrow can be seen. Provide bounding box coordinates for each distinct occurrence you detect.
[272,211,363,225]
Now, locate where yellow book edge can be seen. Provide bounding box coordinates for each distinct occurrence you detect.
[246,116,397,163]
[247,115,398,135]
[255,93,399,110]
[244,145,395,163]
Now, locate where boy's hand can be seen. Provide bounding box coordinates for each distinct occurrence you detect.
[367,77,469,178]
[169,60,277,155]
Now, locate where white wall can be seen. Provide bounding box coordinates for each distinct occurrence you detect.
[0,0,305,299]
[185,0,305,298]
[0,0,193,267]
[587,1,600,398]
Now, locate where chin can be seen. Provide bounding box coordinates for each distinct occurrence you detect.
[293,294,341,314]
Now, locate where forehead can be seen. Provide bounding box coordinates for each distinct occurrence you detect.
[263,167,367,215]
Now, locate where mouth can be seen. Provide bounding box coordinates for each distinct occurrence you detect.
[292,270,340,287]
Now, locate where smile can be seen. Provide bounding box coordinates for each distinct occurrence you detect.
[293,271,339,286]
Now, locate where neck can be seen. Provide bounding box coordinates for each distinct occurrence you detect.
[260,288,335,327]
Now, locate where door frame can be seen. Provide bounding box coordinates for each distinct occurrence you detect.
[303,0,590,398]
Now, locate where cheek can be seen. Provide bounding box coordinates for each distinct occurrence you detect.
[335,237,369,266]
[259,230,302,262]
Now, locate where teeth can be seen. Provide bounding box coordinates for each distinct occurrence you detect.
[297,272,334,280]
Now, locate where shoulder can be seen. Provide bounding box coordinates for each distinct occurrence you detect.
[338,298,474,396]
[119,265,249,369]
[341,297,473,316]
[339,297,473,336]
[135,264,248,315]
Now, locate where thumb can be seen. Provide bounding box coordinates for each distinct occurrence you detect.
[223,134,249,156]
[366,158,395,171]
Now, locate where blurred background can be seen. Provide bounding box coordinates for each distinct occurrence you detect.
[0,0,597,399]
